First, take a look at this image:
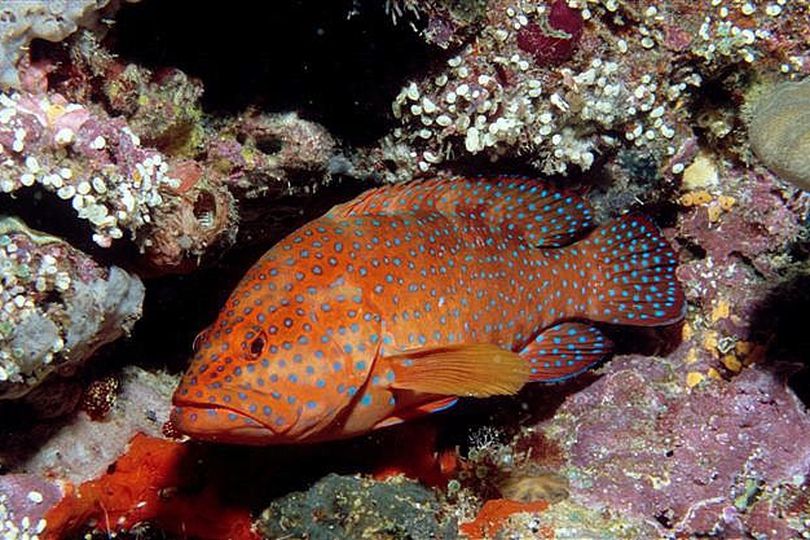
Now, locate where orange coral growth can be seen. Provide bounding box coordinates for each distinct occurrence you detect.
[43,433,257,540]
[459,499,549,539]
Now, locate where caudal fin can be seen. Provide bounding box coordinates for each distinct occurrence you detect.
[581,213,685,326]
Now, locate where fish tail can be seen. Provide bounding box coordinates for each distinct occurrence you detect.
[577,213,685,326]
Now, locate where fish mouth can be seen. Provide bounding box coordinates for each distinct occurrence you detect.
[171,401,280,445]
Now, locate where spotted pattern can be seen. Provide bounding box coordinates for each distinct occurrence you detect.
[171,178,684,444]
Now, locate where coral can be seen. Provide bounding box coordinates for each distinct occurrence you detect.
[378,0,809,181]
[0,0,138,89]
[0,88,176,246]
[495,498,661,539]
[1,366,176,483]
[458,498,548,538]
[528,354,810,538]
[498,472,569,503]
[44,433,258,540]
[65,32,206,157]
[0,474,62,540]
[675,157,804,343]
[0,84,238,270]
[256,473,458,540]
[0,217,144,400]
[516,0,583,66]
[214,111,339,198]
[749,77,810,190]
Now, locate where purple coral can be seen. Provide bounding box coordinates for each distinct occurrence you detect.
[516,0,583,66]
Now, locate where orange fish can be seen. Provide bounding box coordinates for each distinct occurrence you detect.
[171,178,684,444]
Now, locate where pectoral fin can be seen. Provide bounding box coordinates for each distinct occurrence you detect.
[385,344,530,397]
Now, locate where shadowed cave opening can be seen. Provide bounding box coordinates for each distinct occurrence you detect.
[109,0,437,145]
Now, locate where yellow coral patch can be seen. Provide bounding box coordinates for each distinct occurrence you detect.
[707,203,723,222]
[721,354,742,373]
[679,190,713,206]
[710,299,730,322]
[686,371,705,388]
[702,330,719,356]
[682,322,694,341]
[717,195,736,211]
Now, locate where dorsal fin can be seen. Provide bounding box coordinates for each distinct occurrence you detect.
[328,177,594,247]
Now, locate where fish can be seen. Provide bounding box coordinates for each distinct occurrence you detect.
[171,177,685,445]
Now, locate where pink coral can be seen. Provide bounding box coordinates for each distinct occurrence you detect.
[516,0,583,66]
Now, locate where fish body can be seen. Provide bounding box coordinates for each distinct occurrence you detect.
[171,178,684,444]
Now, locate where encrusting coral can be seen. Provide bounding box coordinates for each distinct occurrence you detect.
[748,77,810,190]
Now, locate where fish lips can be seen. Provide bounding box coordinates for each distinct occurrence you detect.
[170,400,281,445]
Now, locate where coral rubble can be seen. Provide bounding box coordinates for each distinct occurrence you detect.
[532,355,810,538]
[0,0,139,89]
[376,0,808,181]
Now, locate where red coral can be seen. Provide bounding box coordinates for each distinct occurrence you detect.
[43,433,257,540]
[459,499,549,538]
[516,0,584,66]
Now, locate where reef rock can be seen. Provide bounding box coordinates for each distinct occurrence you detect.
[0,217,144,400]
[749,77,810,190]
[257,473,458,540]
[530,353,810,538]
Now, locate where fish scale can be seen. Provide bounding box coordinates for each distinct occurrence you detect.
[171,177,685,444]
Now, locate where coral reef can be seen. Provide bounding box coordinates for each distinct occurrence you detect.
[45,433,257,540]
[256,473,458,540]
[1,1,809,539]
[0,217,143,400]
[479,354,810,538]
[0,0,138,89]
[375,0,808,181]
[0,83,238,270]
[748,77,810,190]
[1,366,175,482]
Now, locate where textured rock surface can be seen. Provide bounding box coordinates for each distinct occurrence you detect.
[522,354,810,538]
[257,473,458,540]
[749,78,810,190]
[0,0,139,88]
[0,217,144,400]
[1,366,176,482]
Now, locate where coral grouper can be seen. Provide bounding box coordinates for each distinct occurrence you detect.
[171,178,685,444]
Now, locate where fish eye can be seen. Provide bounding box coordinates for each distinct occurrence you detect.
[249,336,265,358]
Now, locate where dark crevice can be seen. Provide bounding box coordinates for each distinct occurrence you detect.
[675,237,708,261]
[749,273,810,406]
[730,250,767,280]
[107,0,439,145]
